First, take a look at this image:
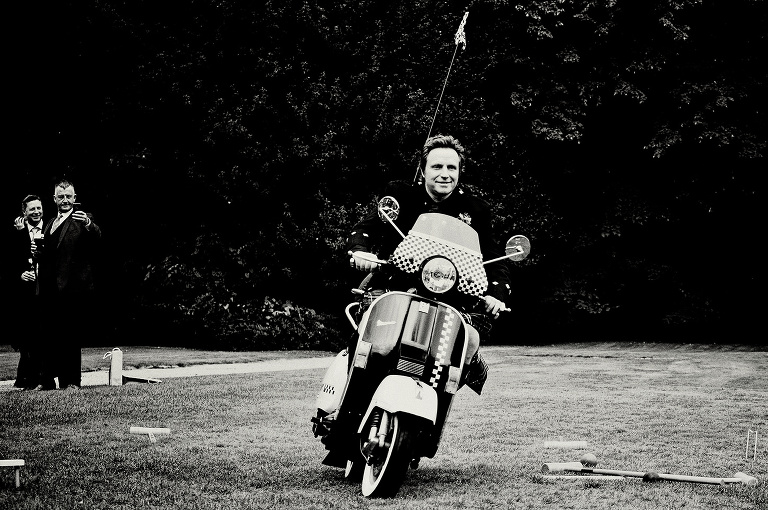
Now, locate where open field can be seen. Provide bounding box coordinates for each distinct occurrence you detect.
[1,343,766,509]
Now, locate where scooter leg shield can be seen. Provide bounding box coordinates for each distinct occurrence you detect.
[357,375,438,434]
[315,350,349,414]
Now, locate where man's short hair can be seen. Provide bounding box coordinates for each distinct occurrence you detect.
[420,134,466,172]
[54,179,75,191]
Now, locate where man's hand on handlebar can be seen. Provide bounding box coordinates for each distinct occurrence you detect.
[481,295,508,318]
[348,251,383,272]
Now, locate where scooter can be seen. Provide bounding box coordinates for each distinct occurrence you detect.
[311,196,531,497]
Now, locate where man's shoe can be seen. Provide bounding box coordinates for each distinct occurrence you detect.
[322,450,348,469]
[14,380,34,389]
[32,384,55,391]
[60,385,81,391]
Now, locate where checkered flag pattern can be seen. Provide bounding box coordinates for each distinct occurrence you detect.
[391,233,488,297]
[429,308,455,388]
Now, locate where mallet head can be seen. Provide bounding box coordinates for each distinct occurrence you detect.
[732,472,758,486]
[642,472,661,483]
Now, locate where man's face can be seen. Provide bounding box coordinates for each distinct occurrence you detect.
[53,185,76,214]
[24,200,43,225]
[423,148,460,201]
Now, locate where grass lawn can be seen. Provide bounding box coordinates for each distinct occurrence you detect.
[0,342,765,509]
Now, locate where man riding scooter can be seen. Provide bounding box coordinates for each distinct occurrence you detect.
[346,134,513,394]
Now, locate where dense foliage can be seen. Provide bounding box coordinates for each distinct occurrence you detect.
[5,0,765,347]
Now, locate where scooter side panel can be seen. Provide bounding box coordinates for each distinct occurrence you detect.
[360,294,413,356]
[315,350,349,414]
[424,305,468,389]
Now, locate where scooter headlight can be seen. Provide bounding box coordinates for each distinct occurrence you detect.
[421,257,458,294]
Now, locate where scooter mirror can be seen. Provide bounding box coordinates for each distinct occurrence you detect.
[505,235,531,262]
[378,196,400,223]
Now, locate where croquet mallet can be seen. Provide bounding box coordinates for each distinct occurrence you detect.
[541,461,758,486]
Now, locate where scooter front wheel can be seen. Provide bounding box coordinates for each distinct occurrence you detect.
[361,413,416,497]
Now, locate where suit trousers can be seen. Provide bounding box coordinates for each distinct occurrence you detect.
[40,295,85,388]
[11,298,45,389]
[14,347,39,388]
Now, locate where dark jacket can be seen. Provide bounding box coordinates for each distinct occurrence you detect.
[38,213,101,298]
[345,180,511,303]
[14,225,38,297]
[5,224,39,349]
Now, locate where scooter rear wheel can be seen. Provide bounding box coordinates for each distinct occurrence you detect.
[361,413,416,497]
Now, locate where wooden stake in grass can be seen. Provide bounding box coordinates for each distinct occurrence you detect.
[129,427,170,443]
[746,428,758,471]
[1,459,24,488]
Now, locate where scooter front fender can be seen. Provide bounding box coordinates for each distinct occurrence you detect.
[357,375,438,434]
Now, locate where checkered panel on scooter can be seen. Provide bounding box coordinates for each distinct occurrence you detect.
[391,233,488,297]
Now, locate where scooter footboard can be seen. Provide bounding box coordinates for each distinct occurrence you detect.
[357,375,438,433]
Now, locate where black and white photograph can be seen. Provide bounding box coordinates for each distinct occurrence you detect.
[1,1,765,508]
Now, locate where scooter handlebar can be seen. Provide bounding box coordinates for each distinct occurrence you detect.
[348,250,389,266]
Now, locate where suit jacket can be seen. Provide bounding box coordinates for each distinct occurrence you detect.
[18,226,39,296]
[1,224,40,348]
[38,213,102,298]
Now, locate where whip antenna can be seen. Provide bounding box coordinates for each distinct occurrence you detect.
[413,11,469,183]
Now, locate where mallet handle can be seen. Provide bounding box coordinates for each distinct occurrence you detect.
[541,463,758,485]
[542,463,645,478]
[543,441,588,449]
[543,475,626,481]
[655,473,725,485]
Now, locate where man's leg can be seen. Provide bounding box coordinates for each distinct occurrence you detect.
[14,347,36,388]
[35,296,57,390]
[57,298,83,389]
[464,324,480,367]
[461,324,488,395]
[18,303,45,389]
[58,345,82,388]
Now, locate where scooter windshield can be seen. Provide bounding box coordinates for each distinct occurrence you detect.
[390,213,488,297]
[408,213,482,255]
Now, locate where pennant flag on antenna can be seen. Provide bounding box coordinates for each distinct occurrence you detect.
[455,12,468,50]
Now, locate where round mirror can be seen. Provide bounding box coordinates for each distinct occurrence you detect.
[378,196,400,223]
[505,235,531,262]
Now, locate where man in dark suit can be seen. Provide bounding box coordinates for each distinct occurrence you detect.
[9,195,46,389]
[36,179,102,390]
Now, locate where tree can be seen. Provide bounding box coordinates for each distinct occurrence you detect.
[6,0,764,346]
